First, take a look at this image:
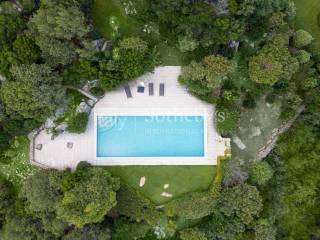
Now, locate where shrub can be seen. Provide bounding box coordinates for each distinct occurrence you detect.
[66,112,89,133]
[296,50,311,64]
[164,191,216,219]
[115,185,161,225]
[302,77,319,90]
[293,30,313,48]
[90,86,105,97]
[242,92,257,109]
[179,228,207,240]
[248,161,273,186]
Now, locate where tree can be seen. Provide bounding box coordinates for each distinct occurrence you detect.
[249,33,299,85]
[179,55,234,98]
[0,178,13,223]
[293,30,313,48]
[56,167,120,227]
[217,184,262,225]
[62,224,111,240]
[253,219,276,240]
[296,49,311,64]
[20,170,64,213]
[29,2,89,40]
[202,184,262,239]
[1,64,65,121]
[62,60,99,86]
[0,14,24,47]
[13,34,40,64]
[164,191,216,219]
[2,212,56,240]
[35,37,77,66]
[249,52,283,84]
[116,185,161,225]
[100,37,156,90]
[248,161,273,186]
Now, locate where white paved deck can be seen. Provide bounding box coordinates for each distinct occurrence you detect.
[33,67,230,169]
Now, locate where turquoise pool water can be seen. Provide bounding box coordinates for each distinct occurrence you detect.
[97,116,204,157]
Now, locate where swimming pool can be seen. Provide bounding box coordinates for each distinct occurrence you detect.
[96,115,205,157]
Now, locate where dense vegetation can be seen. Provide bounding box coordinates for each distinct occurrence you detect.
[0,0,319,239]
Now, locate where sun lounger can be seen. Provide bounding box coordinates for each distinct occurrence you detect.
[148,83,154,96]
[137,86,145,93]
[124,84,132,98]
[159,83,165,96]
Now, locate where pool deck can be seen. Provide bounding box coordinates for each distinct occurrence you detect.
[33,66,230,169]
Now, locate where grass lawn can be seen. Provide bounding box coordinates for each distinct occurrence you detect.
[293,0,320,52]
[107,165,216,204]
[91,0,138,38]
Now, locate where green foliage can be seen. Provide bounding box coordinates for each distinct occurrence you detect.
[293,29,313,48]
[296,49,311,64]
[62,224,111,240]
[217,184,262,225]
[36,37,77,66]
[179,55,234,98]
[177,33,198,52]
[0,13,24,47]
[248,161,273,186]
[179,228,207,240]
[12,34,40,64]
[301,77,319,90]
[116,185,162,225]
[249,52,282,84]
[0,178,13,221]
[1,64,65,121]
[148,0,243,48]
[0,136,38,189]
[265,123,320,239]
[63,60,99,86]
[249,33,299,85]
[66,112,89,134]
[30,1,90,40]
[164,191,216,220]
[113,220,151,240]
[20,170,64,213]
[2,212,56,240]
[253,219,276,240]
[203,184,262,239]
[280,92,303,120]
[57,167,120,227]
[100,37,156,90]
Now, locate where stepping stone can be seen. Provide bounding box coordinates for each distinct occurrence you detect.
[139,176,146,187]
[161,192,172,198]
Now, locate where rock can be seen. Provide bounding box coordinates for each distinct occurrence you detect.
[77,102,91,113]
[44,117,55,129]
[232,136,246,150]
[55,107,66,118]
[249,126,261,138]
[56,123,68,131]
[87,99,95,107]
